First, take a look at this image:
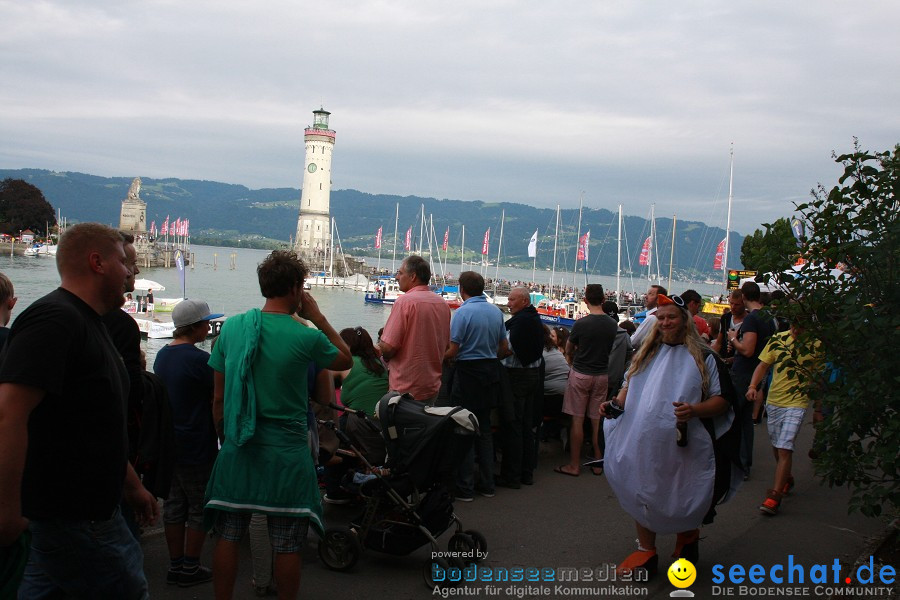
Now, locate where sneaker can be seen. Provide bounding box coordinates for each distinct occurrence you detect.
[255,583,278,597]
[166,568,182,585]
[178,565,213,587]
[455,494,474,503]
[759,489,782,516]
[495,477,521,490]
[475,487,495,498]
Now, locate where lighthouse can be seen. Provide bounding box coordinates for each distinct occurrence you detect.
[294,108,335,264]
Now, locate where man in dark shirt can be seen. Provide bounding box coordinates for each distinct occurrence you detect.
[727,281,776,477]
[557,284,618,476]
[0,223,158,598]
[101,234,144,469]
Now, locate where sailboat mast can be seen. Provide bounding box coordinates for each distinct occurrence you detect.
[418,204,425,255]
[494,209,505,294]
[647,204,654,282]
[668,214,676,291]
[328,217,335,283]
[377,223,382,273]
[616,204,622,303]
[572,192,584,294]
[392,202,399,272]
[550,204,560,299]
[723,144,734,291]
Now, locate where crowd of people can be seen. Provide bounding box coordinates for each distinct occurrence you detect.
[0,223,821,598]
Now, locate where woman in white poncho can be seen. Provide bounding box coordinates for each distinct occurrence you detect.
[600,294,732,578]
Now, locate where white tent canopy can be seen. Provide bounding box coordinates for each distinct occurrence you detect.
[133,279,165,291]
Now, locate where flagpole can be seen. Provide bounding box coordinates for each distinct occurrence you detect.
[377,225,382,273]
[392,202,399,273]
[551,204,559,300]
[531,232,537,288]
[460,225,465,276]
[583,231,589,289]
[572,192,583,295]
[647,204,655,283]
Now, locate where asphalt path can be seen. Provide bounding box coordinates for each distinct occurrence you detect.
[143,418,893,599]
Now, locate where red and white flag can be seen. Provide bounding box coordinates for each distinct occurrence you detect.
[639,236,651,266]
[577,231,590,261]
[404,227,412,251]
[713,238,726,270]
[481,228,490,255]
[442,227,449,252]
[149,221,155,237]
[375,226,382,249]
[162,216,169,236]
[185,219,190,237]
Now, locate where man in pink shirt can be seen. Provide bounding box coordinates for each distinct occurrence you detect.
[377,255,451,403]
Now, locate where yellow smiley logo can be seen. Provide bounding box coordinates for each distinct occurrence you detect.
[667,558,697,588]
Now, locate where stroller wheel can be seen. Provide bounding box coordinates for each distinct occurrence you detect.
[464,529,488,561]
[448,533,476,562]
[318,527,362,571]
[424,556,454,590]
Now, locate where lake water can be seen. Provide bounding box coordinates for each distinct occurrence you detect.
[0,244,725,367]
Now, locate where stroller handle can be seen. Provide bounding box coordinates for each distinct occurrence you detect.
[329,403,381,433]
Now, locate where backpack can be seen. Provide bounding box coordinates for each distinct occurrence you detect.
[134,370,176,499]
[700,346,743,523]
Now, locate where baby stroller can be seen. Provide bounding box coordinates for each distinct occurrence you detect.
[317,393,488,588]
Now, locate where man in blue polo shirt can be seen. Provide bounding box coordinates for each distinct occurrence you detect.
[444,271,508,501]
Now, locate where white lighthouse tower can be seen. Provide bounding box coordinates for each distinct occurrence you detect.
[294,108,335,265]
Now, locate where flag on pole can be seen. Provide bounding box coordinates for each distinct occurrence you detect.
[639,236,651,266]
[442,227,449,252]
[375,226,383,249]
[790,217,805,247]
[185,219,190,237]
[713,238,727,270]
[527,229,538,258]
[481,228,490,255]
[149,221,155,237]
[404,227,411,251]
[577,231,590,261]
[162,215,169,236]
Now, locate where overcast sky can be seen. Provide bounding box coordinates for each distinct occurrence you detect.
[1,1,897,234]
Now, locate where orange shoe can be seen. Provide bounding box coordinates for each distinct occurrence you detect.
[759,489,783,515]
[617,548,658,578]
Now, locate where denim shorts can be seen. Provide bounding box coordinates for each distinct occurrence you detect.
[18,507,148,599]
[213,511,310,553]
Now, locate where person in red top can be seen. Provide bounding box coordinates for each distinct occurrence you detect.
[681,289,711,343]
[377,255,451,403]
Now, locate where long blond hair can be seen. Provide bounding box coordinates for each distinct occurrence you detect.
[628,308,710,398]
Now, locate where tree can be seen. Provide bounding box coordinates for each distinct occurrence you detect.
[0,179,56,236]
[762,142,899,517]
[740,217,799,273]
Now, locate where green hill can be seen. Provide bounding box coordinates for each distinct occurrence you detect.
[0,169,742,275]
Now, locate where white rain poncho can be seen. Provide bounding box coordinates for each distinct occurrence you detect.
[604,344,731,534]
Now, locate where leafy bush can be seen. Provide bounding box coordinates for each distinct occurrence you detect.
[764,142,899,517]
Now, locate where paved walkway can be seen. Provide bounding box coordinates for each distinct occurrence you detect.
[142,418,895,599]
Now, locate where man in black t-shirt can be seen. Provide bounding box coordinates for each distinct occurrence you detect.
[0,223,159,598]
[557,284,618,477]
[727,282,776,477]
